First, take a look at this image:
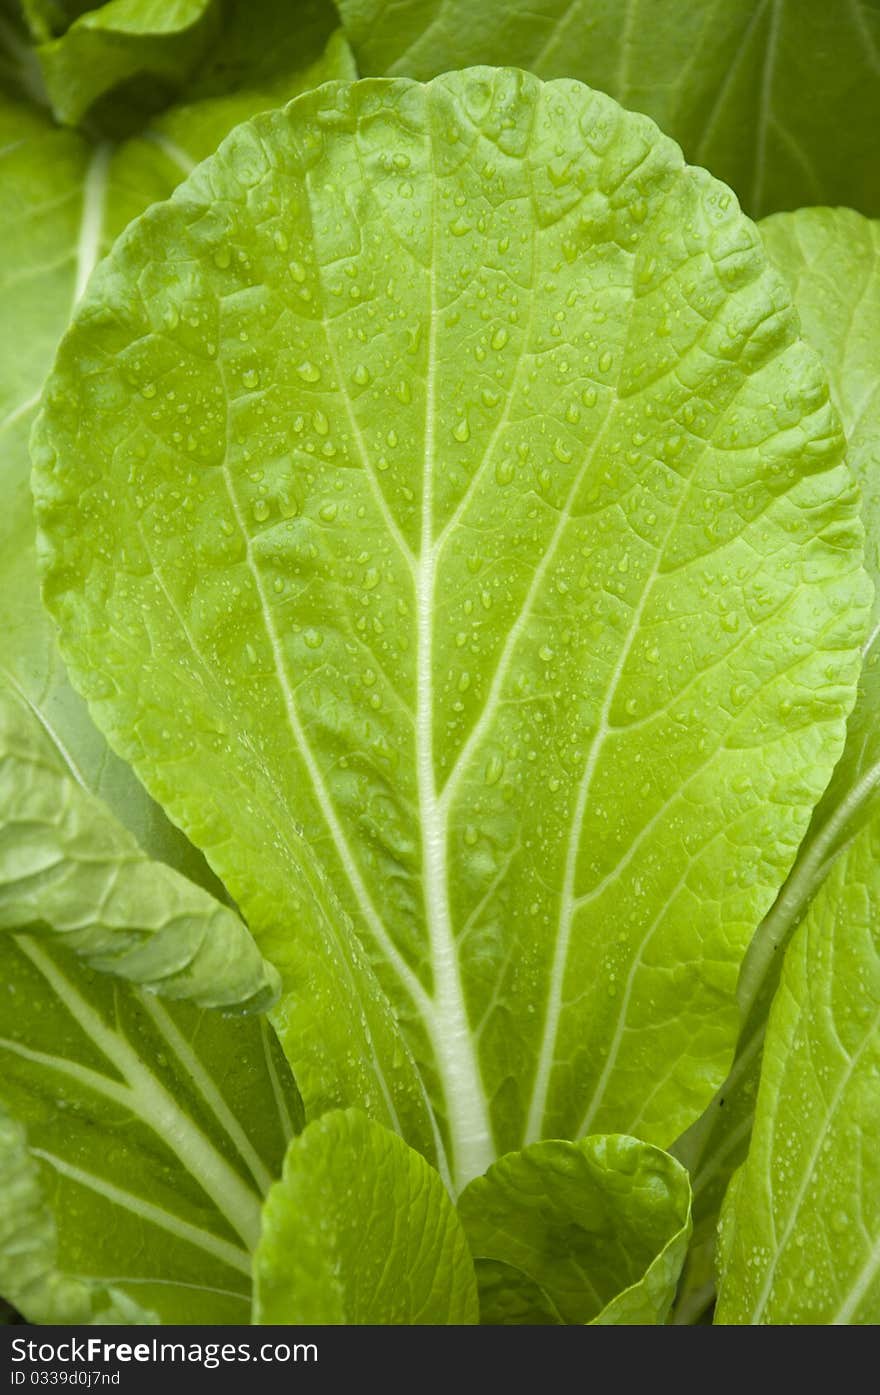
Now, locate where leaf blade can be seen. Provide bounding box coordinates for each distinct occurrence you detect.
[253,1108,479,1324]
[459,1134,692,1325]
[715,812,880,1324]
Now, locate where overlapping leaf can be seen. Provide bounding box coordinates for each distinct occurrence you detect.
[0,4,354,872]
[459,1134,691,1323]
[0,933,302,1324]
[254,1109,478,1323]
[674,208,880,1322]
[716,812,880,1324]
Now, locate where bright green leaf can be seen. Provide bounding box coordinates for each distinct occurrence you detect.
[253,1108,478,1324]
[33,71,869,1191]
[459,1134,691,1324]
[0,933,302,1324]
[336,0,880,218]
[715,812,880,1324]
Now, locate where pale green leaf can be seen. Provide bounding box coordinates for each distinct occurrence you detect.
[715,812,880,1324]
[33,71,868,1192]
[458,1134,691,1324]
[336,0,880,218]
[673,208,880,1322]
[0,932,303,1324]
[253,1108,478,1324]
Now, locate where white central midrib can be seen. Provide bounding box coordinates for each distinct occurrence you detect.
[417,241,494,1193]
[74,142,111,306]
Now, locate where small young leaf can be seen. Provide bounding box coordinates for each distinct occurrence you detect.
[253,1109,478,1324]
[459,1135,691,1324]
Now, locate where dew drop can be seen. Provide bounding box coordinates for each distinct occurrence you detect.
[297,360,321,383]
[484,754,503,786]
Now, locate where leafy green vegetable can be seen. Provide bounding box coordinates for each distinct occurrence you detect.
[458,1134,691,1323]
[336,0,880,218]
[2,0,879,1330]
[0,932,302,1324]
[0,679,279,1008]
[33,69,869,1197]
[673,207,880,1323]
[715,811,880,1324]
[253,1108,479,1323]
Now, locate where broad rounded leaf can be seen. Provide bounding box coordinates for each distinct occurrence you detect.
[459,1134,691,1324]
[716,813,880,1324]
[253,1108,478,1324]
[34,70,869,1190]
